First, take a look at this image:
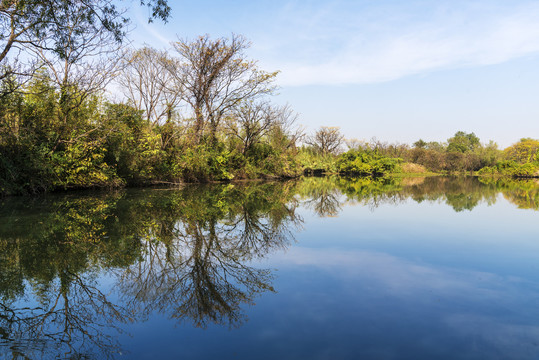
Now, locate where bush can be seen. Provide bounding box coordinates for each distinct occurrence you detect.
[337,150,400,177]
[477,160,539,178]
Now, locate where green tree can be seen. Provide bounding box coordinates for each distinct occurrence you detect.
[413,139,427,149]
[447,131,480,153]
[0,0,171,70]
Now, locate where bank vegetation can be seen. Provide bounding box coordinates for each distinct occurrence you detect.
[0,2,536,196]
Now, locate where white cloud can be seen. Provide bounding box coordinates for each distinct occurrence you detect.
[267,246,539,357]
[131,6,174,48]
[271,247,510,297]
[259,1,539,86]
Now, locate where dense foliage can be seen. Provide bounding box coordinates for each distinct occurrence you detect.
[0,7,536,197]
[337,149,400,177]
[300,129,539,180]
[0,72,302,196]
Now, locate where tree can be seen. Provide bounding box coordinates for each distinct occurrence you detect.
[0,0,171,79]
[169,34,278,144]
[447,131,480,153]
[226,101,298,155]
[504,138,539,164]
[117,46,182,127]
[24,2,128,160]
[306,126,344,155]
[413,139,427,149]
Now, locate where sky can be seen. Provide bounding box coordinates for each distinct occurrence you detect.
[126,0,539,148]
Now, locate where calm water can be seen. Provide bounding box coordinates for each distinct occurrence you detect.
[1,176,539,359]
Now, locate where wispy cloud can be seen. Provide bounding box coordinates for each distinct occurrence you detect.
[131,6,174,47]
[271,247,510,297]
[257,1,539,86]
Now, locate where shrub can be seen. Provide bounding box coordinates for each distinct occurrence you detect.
[337,150,400,177]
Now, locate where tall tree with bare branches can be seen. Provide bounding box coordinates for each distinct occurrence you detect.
[226,101,300,155]
[306,126,344,155]
[117,47,182,127]
[169,34,278,144]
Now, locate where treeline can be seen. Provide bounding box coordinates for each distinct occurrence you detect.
[0,0,537,196]
[300,127,539,178]
[0,2,305,196]
[0,34,304,196]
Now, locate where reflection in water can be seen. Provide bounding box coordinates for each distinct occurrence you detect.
[0,195,133,359]
[479,177,539,210]
[0,182,302,358]
[0,176,538,358]
[298,177,343,217]
[299,176,539,216]
[117,184,302,329]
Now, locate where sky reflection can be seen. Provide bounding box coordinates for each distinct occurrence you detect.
[2,178,539,359]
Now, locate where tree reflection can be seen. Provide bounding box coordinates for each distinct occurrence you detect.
[1,176,537,358]
[0,195,134,359]
[117,183,302,328]
[403,176,498,212]
[301,176,538,215]
[479,177,539,210]
[0,182,301,358]
[0,272,129,359]
[298,177,343,217]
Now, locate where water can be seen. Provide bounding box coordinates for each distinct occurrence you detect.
[1,176,539,359]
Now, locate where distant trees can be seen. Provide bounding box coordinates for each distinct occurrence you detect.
[408,131,498,172]
[413,139,427,149]
[447,131,480,153]
[473,138,539,177]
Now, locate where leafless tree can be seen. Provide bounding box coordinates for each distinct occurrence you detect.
[226,101,300,154]
[306,126,344,155]
[169,34,278,144]
[0,272,131,359]
[117,46,182,126]
[345,138,369,151]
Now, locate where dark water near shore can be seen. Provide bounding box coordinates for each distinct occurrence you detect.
[1,176,539,359]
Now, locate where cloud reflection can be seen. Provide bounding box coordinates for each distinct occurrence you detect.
[270,246,539,358]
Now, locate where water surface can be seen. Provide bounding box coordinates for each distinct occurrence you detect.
[1,176,539,359]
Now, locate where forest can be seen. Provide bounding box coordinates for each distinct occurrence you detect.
[0,1,538,196]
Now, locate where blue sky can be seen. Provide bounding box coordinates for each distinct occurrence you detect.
[127,0,539,148]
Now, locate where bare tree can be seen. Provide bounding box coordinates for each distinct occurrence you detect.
[226,101,299,154]
[345,138,369,151]
[117,46,182,126]
[306,126,344,155]
[169,34,278,144]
